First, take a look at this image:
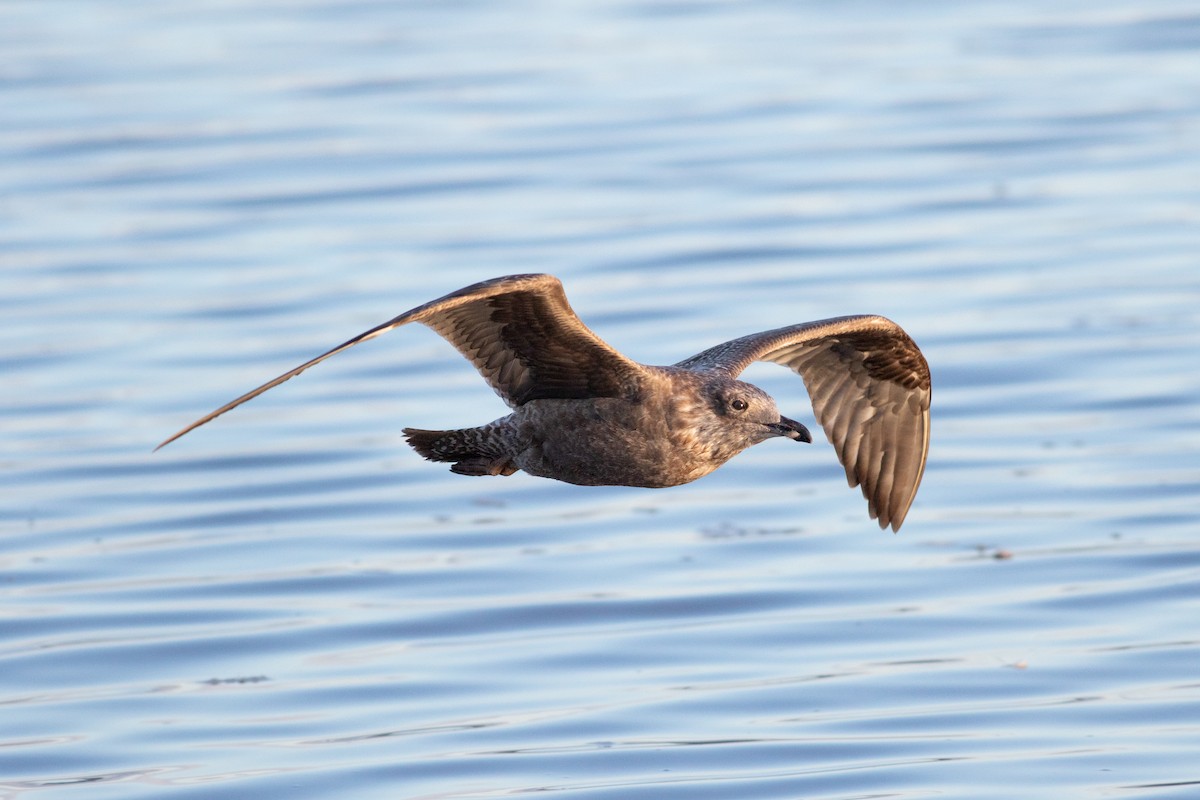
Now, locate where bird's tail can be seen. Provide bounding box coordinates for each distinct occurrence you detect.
[402,427,476,461]
[402,427,516,477]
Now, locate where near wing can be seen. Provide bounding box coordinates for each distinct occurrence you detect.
[157,273,644,449]
[676,315,931,531]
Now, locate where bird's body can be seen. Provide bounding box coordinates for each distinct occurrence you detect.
[405,371,806,488]
[159,274,930,530]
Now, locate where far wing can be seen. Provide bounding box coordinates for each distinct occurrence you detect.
[677,315,930,531]
[158,274,645,449]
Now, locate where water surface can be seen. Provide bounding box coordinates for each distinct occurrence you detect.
[3,2,1200,798]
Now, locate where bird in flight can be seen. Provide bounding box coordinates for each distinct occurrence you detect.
[159,274,930,530]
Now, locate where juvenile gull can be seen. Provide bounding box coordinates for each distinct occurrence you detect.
[159,274,931,530]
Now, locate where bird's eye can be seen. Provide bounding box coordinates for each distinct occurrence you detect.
[730,398,749,412]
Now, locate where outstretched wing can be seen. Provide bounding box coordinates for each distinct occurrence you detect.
[677,315,930,531]
[158,274,644,449]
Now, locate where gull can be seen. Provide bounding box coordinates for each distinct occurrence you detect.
[159,274,930,530]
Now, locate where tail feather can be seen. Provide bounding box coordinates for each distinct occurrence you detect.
[402,426,518,477]
[402,427,472,462]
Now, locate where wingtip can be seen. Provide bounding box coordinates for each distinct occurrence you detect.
[871,504,910,533]
[153,428,187,452]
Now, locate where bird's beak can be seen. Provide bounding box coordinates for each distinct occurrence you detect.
[769,415,811,443]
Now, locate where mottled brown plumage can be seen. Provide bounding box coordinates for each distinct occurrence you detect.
[159,274,931,530]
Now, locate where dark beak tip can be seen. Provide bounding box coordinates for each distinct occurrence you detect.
[775,416,811,443]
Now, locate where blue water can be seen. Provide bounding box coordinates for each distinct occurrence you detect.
[4,2,1200,798]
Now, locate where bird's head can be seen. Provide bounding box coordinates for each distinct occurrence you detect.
[693,376,811,460]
